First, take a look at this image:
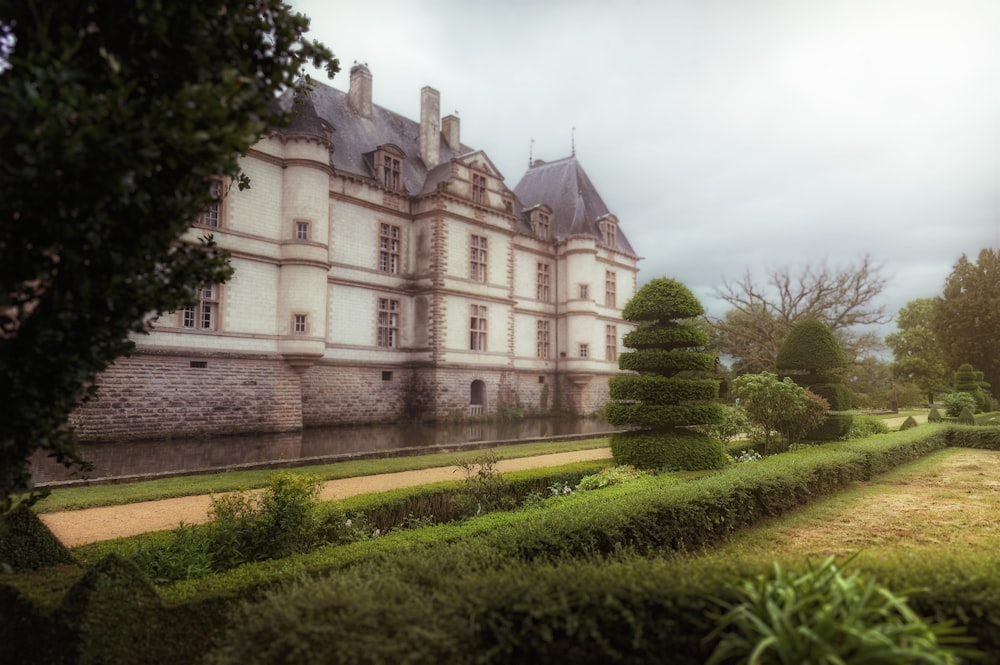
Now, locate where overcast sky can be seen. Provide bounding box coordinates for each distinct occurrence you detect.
[290,0,999,338]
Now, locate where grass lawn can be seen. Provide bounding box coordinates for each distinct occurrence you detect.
[31,437,611,513]
[694,446,1000,569]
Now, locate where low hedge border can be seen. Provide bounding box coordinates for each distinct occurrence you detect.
[4,425,1000,665]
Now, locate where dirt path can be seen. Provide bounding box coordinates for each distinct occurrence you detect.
[40,448,613,547]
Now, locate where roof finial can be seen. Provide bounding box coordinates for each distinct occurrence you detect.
[571,126,576,157]
[529,138,535,167]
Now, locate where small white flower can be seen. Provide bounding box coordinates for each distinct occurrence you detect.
[345,519,353,528]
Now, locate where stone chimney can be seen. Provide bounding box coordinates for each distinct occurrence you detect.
[348,63,372,119]
[442,114,460,152]
[420,86,440,167]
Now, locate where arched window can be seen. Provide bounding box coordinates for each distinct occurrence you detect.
[470,380,485,406]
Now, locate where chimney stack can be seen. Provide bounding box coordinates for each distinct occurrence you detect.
[348,63,372,119]
[442,114,460,152]
[420,86,440,168]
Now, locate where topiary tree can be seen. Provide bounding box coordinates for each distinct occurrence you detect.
[958,407,976,425]
[776,319,851,410]
[605,278,726,470]
[954,363,990,413]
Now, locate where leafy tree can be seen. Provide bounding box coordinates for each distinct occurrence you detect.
[732,372,829,453]
[606,278,727,470]
[776,319,851,410]
[711,254,889,371]
[0,1,338,513]
[885,298,949,405]
[932,248,1000,392]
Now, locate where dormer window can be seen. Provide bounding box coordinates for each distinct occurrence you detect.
[598,215,618,249]
[374,144,405,192]
[472,172,487,205]
[528,205,553,240]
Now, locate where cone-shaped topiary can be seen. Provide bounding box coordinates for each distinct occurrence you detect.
[606,278,726,470]
[0,503,75,571]
[898,415,918,431]
[958,406,976,425]
[776,319,851,410]
[928,408,942,422]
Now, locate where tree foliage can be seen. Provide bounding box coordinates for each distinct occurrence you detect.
[733,372,829,453]
[0,0,338,512]
[885,298,949,405]
[607,278,725,469]
[932,249,1000,393]
[775,319,846,373]
[711,254,889,373]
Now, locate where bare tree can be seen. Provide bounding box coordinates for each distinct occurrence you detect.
[710,254,889,373]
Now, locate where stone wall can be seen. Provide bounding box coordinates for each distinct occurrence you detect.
[70,352,304,442]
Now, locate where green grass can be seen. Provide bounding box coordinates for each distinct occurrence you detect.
[31,437,611,513]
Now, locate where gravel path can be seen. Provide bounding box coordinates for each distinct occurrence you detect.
[40,448,613,547]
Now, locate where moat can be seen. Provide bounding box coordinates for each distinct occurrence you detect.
[29,417,620,486]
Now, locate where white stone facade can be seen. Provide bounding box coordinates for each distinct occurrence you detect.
[71,68,641,441]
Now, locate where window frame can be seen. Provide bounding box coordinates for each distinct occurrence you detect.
[605,271,617,308]
[197,177,225,228]
[536,262,551,302]
[605,324,617,362]
[470,304,488,351]
[536,319,550,359]
[377,297,400,348]
[292,313,308,335]
[180,283,221,332]
[379,223,402,274]
[472,172,487,205]
[469,234,488,283]
[579,343,589,359]
[295,220,311,241]
[579,284,590,301]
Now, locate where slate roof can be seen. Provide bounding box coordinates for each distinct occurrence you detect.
[514,157,636,255]
[280,78,636,256]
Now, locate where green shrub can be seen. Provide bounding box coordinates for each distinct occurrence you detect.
[958,407,976,425]
[775,319,847,373]
[0,503,75,571]
[610,430,728,471]
[928,408,942,422]
[803,413,854,442]
[617,349,717,375]
[706,557,975,665]
[899,416,919,431]
[845,415,890,439]
[699,405,751,444]
[576,465,645,491]
[609,375,718,404]
[942,392,978,418]
[622,322,708,349]
[810,382,853,411]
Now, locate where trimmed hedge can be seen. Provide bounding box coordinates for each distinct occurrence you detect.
[608,375,718,404]
[5,426,1000,664]
[604,402,726,428]
[0,503,75,571]
[775,319,846,372]
[808,382,852,411]
[621,278,704,321]
[622,323,709,350]
[618,349,717,375]
[609,430,729,471]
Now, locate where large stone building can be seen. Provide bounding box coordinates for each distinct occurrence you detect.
[71,66,641,442]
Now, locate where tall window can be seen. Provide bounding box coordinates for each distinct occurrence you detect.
[605,271,617,308]
[599,218,617,249]
[472,173,487,204]
[533,211,550,239]
[470,235,488,282]
[377,298,400,348]
[382,155,401,191]
[579,284,589,300]
[293,313,308,335]
[536,263,551,302]
[181,284,220,331]
[199,178,223,227]
[605,324,618,362]
[470,304,487,351]
[579,343,589,358]
[536,320,550,359]
[379,223,401,274]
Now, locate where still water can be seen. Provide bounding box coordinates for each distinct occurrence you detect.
[29,418,620,486]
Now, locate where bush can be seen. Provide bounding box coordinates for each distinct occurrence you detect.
[803,413,854,441]
[706,557,974,665]
[576,465,645,491]
[809,382,853,411]
[610,430,728,471]
[958,407,976,425]
[928,408,942,422]
[0,503,74,571]
[845,415,890,439]
[699,405,750,444]
[899,416,919,431]
[942,392,978,418]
